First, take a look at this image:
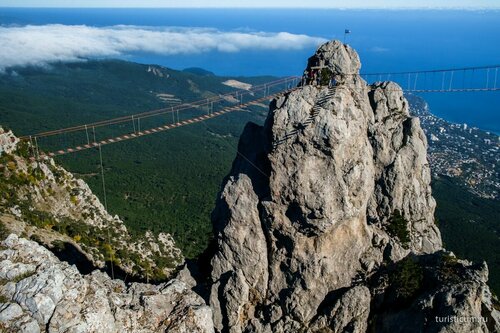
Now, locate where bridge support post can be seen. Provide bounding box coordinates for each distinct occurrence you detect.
[34,136,40,160]
[29,136,34,157]
[85,125,90,145]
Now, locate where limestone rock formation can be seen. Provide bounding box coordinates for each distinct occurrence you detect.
[0,128,18,156]
[0,234,214,333]
[369,252,500,333]
[0,127,183,280]
[209,40,498,332]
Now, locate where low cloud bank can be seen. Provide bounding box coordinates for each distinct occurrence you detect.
[0,24,326,70]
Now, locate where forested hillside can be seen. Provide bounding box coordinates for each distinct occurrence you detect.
[432,176,500,294]
[0,60,274,257]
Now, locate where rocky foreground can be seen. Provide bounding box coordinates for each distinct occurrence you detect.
[1,40,500,332]
[0,234,213,333]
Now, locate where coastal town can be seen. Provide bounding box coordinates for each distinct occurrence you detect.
[407,94,499,199]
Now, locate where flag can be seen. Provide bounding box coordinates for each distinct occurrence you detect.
[345,29,351,34]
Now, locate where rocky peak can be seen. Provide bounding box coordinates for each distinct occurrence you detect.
[304,40,361,85]
[209,40,498,332]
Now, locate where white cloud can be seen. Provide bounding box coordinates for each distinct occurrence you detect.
[0,24,327,71]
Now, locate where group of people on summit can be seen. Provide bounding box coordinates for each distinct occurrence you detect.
[302,57,339,88]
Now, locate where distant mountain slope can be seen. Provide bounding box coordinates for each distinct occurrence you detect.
[183,67,216,76]
[0,60,277,258]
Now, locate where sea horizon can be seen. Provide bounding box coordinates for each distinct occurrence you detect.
[1,7,499,133]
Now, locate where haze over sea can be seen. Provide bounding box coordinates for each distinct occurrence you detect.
[1,8,499,133]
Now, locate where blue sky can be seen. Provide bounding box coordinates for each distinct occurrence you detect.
[0,0,499,8]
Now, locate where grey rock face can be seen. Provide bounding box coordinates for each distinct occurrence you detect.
[0,234,215,333]
[0,127,19,156]
[209,40,497,332]
[370,253,500,333]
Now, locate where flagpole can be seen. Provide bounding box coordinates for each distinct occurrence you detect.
[344,29,351,44]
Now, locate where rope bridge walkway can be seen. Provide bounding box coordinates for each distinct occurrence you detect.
[360,64,500,93]
[15,64,500,161]
[20,76,301,160]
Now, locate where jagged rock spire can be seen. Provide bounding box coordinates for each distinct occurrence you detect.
[209,40,498,333]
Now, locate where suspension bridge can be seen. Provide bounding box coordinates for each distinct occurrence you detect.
[4,63,497,282]
[15,64,500,160]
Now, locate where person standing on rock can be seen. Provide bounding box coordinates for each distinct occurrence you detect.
[302,69,309,86]
[312,70,318,86]
[329,76,337,88]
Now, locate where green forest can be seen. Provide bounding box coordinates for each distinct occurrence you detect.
[432,176,500,294]
[0,60,498,294]
[0,60,274,258]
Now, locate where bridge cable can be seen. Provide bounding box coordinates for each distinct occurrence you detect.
[98,143,115,280]
[495,68,498,89]
[198,106,269,179]
[28,136,34,157]
[34,137,40,159]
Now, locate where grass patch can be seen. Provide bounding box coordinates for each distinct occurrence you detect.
[0,220,9,241]
[12,271,35,283]
[390,256,423,304]
[386,210,410,248]
[0,294,10,304]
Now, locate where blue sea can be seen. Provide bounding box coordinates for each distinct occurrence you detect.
[0,8,499,133]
